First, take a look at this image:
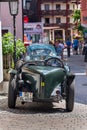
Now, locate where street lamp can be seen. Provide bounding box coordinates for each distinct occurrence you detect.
[9,0,19,69]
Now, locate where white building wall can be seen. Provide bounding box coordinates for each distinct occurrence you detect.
[70,4,74,10]
[70,17,74,23]
[61,3,66,10]
[0,21,3,83]
[41,4,44,10]
[0,4,3,83]
[61,17,66,23]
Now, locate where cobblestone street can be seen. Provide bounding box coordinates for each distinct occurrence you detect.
[0,96,87,130]
[0,55,87,130]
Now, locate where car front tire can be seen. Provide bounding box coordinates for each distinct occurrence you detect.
[66,80,75,112]
[8,76,17,108]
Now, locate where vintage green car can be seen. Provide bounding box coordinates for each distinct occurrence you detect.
[8,43,75,112]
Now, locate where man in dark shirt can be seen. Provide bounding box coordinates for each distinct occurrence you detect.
[66,39,71,57]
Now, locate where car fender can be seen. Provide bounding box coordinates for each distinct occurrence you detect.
[67,73,75,85]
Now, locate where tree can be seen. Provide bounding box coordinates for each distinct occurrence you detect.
[73,9,83,33]
[2,32,14,55]
[2,32,26,69]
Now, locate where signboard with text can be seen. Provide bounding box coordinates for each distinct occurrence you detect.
[24,22,43,45]
[24,22,43,34]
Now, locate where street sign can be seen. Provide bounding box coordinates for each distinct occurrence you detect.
[1,0,18,1]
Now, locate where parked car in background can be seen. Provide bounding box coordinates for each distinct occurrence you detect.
[8,43,75,112]
[25,43,57,61]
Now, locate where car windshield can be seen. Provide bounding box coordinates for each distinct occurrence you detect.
[31,49,51,56]
[27,43,57,57]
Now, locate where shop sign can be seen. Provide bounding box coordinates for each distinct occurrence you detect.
[24,22,43,34]
[24,22,43,45]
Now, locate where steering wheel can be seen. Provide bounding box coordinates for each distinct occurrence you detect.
[44,57,64,68]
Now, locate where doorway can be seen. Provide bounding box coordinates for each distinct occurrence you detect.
[54,30,63,41]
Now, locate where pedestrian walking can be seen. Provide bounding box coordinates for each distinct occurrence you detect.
[78,40,83,55]
[53,40,57,51]
[73,37,79,55]
[66,39,71,57]
[57,40,64,59]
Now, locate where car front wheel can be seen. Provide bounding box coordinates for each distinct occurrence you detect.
[66,80,75,112]
[8,76,17,108]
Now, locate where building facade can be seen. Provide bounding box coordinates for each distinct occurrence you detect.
[81,0,87,39]
[81,0,87,28]
[37,0,80,43]
[0,0,80,44]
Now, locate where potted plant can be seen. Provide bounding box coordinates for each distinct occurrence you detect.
[2,32,26,81]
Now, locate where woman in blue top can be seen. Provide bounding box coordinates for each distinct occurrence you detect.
[73,38,79,55]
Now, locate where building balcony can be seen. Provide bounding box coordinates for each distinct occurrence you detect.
[41,10,73,16]
[44,23,75,29]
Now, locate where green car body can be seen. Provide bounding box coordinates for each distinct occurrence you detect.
[8,43,75,112]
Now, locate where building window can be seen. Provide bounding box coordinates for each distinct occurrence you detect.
[56,4,60,10]
[56,17,61,24]
[45,18,50,24]
[45,4,49,10]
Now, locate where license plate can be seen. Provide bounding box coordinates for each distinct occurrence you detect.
[19,92,33,102]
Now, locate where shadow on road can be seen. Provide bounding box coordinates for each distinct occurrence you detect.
[0,98,69,114]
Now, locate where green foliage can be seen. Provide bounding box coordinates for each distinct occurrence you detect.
[72,9,84,35]
[77,23,83,31]
[2,32,26,58]
[2,32,14,55]
[16,39,26,59]
[73,9,81,22]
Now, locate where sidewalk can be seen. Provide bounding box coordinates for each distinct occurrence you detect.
[0,94,7,100]
[0,81,9,95]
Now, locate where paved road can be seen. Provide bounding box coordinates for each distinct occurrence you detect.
[67,55,87,104]
[0,54,87,130]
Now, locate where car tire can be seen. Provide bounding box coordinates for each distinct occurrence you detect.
[8,76,17,108]
[66,80,75,112]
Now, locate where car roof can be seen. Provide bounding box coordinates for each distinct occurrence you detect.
[27,43,57,54]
